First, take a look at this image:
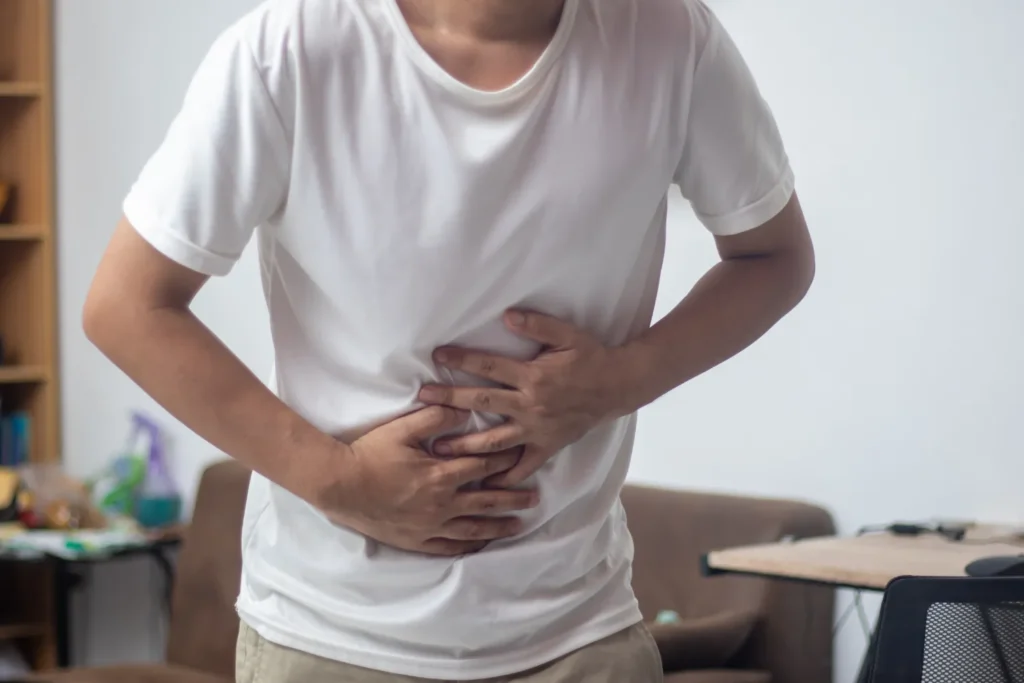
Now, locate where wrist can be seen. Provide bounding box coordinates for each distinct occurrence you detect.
[284,434,362,517]
[603,341,660,418]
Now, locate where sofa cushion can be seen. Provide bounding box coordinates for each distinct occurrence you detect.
[648,609,758,670]
[34,664,231,683]
[665,670,770,683]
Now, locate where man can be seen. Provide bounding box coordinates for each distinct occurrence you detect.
[84,0,814,681]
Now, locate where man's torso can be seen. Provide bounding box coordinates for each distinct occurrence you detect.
[227,0,698,677]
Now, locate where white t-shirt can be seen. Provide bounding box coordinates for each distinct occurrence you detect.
[124,0,793,678]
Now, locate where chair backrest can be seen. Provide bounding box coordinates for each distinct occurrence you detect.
[871,576,1024,683]
[164,460,250,678]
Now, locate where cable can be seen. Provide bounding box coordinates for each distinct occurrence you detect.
[833,594,857,637]
[857,522,968,542]
[833,590,872,641]
[854,591,872,639]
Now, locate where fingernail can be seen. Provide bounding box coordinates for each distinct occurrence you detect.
[434,350,450,364]
[507,311,526,327]
[420,387,442,402]
[433,442,452,456]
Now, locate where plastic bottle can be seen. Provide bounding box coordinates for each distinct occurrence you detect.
[131,413,182,529]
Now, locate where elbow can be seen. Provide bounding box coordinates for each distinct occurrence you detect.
[789,239,816,309]
[82,281,120,353]
[81,286,106,349]
[797,244,816,300]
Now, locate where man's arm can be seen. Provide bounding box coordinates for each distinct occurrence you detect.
[83,219,344,506]
[611,192,814,415]
[417,194,812,486]
[86,220,536,554]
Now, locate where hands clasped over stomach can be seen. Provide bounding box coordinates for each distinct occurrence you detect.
[329,406,540,557]
[324,310,621,558]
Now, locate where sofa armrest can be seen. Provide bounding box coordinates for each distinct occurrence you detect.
[725,501,835,683]
[622,485,835,683]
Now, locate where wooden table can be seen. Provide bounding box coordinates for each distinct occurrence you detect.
[704,525,1024,591]
[704,526,1024,683]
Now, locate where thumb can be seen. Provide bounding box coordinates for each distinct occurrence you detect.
[393,406,468,444]
[484,446,548,488]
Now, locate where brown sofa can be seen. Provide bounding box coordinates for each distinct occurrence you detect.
[41,461,834,683]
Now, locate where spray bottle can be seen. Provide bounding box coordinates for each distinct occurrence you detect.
[131,413,182,529]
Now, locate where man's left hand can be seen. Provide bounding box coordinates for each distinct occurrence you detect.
[418,310,627,487]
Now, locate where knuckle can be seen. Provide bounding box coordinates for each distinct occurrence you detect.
[474,393,492,410]
[424,405,447,424]
[486,435,509,452]
[524,366,545,387]
[529,401,554,419]
[426,466,451,491]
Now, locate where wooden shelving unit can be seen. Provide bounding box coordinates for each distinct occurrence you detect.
[0,0,60,671]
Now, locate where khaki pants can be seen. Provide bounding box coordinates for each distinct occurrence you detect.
[236,620,664,683]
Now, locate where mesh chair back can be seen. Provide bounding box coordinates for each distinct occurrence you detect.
[872,576,1024,683]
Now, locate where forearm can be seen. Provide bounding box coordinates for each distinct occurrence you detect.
[613,248,814,414]
[84,300,344,505]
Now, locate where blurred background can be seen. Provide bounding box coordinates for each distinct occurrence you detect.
[0,1,1019,682]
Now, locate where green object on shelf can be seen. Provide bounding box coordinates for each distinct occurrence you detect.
[90,454,145,517]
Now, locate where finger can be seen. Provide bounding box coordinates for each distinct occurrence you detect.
[433,348,526,388]
[455,488,540,516]
[440,515,524,542]
[392,406,468,443]
[441,450,522,487]
[419,385,524,416]
[505,310,579,349]
[432,423,524,456]
[418,538,489,557]
[484,446,550,488]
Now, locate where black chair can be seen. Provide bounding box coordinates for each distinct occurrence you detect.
[870,576,1024,683]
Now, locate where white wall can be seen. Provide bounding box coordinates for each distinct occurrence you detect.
[55,1,1024,680]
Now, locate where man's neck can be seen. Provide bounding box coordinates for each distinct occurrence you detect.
[397,0,565,44]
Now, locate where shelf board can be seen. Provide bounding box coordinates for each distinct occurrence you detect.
[0,82,43,98]
[0,366,48,385]
[0,225,46,241]
[0,622,47,640]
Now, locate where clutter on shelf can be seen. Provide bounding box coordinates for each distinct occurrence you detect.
[0,412,184,560]
[90,411,182,529]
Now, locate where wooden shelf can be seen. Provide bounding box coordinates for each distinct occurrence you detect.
[0,82,42,98]
[0,365,47,385]
[0,622,47,641]
[0,0,60,671]
[0,224,46,241]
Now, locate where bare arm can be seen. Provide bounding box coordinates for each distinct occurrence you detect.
[83,218,344,506]
[414,193,814,487]
[613,192,815,413]
[84,219,536,554]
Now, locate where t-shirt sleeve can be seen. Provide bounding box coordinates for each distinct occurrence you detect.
[123,24,291,276]
[674,3,795,237]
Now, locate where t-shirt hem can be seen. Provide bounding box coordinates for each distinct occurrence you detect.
[123,193,238,277]
[235,601,645,680]
[697,165,796,237]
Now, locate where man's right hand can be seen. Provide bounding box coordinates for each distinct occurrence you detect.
[318,406,539,557]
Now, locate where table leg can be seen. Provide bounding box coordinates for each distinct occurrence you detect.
[148,547,176,613]
[52,561,85,668]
